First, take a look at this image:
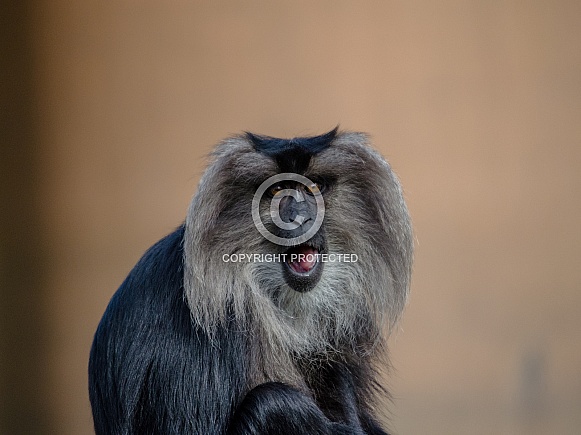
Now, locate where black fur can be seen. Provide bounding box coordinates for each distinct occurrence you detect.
[89,225,389,434]
[246,127,337,173]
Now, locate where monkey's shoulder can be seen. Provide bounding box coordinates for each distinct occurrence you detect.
[93,225,190,344]
[89,224,243,434]
[90,223,209,380]
[116,224,185,302]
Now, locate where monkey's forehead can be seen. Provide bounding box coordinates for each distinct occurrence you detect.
[244,128,337,174]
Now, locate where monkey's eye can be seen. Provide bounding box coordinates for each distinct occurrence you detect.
[306,182,326,196]
[268,184,285,197]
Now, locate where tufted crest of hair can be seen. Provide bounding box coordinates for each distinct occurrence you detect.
[183,130,413,371]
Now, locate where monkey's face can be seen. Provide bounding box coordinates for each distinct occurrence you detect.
[184,130,413,352]
[257,179,328,293]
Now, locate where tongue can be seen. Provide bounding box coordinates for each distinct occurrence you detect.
[289,246,318,273]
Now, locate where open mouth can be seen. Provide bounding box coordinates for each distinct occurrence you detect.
[282,243,324,292]
[286,244,319,274]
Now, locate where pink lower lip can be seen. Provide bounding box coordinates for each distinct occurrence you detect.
[288,246,318,274]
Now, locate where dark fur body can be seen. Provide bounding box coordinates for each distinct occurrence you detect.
[89,130,413,434]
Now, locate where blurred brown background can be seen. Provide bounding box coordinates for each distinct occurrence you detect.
[2,1,580,434]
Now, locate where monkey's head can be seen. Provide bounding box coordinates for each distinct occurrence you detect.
[184,128,413,357]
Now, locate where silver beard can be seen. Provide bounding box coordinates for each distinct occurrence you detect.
[183,131,413,387]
